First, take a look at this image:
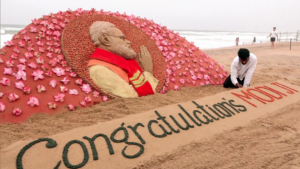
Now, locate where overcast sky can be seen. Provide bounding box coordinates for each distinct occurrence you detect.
[1,0,300,32]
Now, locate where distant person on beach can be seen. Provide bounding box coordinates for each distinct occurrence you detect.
[266,27,278,49]
[223,48,257,88]
[252,37,256,44]
[235,37,239,46]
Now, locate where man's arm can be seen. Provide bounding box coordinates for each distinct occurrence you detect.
[230,59,239,87]
[89,65,138,98]
[243,57,257,87]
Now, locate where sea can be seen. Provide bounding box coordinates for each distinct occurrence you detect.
[1,24,298,49]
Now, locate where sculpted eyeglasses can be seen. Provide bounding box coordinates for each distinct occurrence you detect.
[106,34,126,41]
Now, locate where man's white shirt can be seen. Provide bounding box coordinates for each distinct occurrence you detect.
[230,53,257,87]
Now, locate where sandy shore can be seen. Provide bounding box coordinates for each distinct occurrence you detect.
[1,42,300,169]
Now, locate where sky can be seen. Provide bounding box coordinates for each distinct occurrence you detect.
[1,0,300,32]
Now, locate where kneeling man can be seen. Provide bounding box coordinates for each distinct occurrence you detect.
[223,48,257,88]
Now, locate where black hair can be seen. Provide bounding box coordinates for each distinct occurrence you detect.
[238,48,250,61]
[273,27,276,29]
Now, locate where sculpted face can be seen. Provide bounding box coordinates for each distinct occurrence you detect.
[106,27,137,59]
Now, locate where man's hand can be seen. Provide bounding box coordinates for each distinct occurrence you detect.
[236,83,243,88]
[138,45,153,74]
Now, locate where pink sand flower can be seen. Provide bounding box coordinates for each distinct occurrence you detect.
[31,70,44,81]
[200,82,205,86]
[210,80,215,85]
[23,35,31,41]
[49,59,57,67]
[103,96,109,102]
[46,41,53,46]
[4,68,13,75]
[0,77,11,86]
[34,51,41,57]
[52,67,65,76]
[68,104,76,111]
[65,66,72,72]
[220,65,224,70]
[46,36,52,41]
[191,75,197,81]
[37,85,46,92]
[5,60,14,67]
[36,41,44,46]
[48,102,57,109]
[7,93,20,102]
[12,108,22,116]
[55,25,61,30]
[60,86,68,93]
[54,48,61,54]
[30,26,37,33]
[20,29,27,34]
[59,22,66,28]
[24,52,33,59]
[4,40,14,47]
[204,75,210,81]
[84,96,92,103]
[57,54,64,60]
[53,58,60,63]
[41,64,48,71]
[69,89,78,95]
[214,74,219,79]
[0,93,4,98]
[12,47,19,53]
[60,61,67,67]
[23,86,31,94]
[15,81,25,90]
[45,71,53,77]
[19,58,26,64]
[60,77,70,85]
[0,102,5,112]
[36,57,44,64]
[219,74,224,79]
[52,30,61,37]
[75,79,83,85]
[93,91,100,98]
[53,36,60,41]
[77,8,84,13]
[46,52,54,58]
[49,80,57,88]
[0,58,3,64]
[215,69,219,73]
[39,47,45,53]
[171,78,176,83]
[46,30,52,35]
[200,68,206,73]
[15,70,27,81]
[81,84,92,94]
[54,93,65,102]
[40,27,47,32]
[11,53,18,60]
[174,85,179,91]
[69,72,77,77]
[179,79,185,84]
[27,97,39,107]
[80,100,87,107]
[32,18,39,25]
[172,73,177,77]
[205,81,210,85]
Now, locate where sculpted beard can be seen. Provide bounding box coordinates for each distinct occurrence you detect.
[110,38,137,59]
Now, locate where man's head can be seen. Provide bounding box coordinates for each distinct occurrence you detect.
[273,27,276,31]
[89,21,136,59]
[238,48,250,65]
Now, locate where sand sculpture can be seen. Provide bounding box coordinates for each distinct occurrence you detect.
[0,8,228,123]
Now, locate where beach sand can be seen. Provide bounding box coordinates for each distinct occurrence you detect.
[1,42,300,169]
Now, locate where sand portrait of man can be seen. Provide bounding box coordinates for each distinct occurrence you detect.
[88,21,159,98]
